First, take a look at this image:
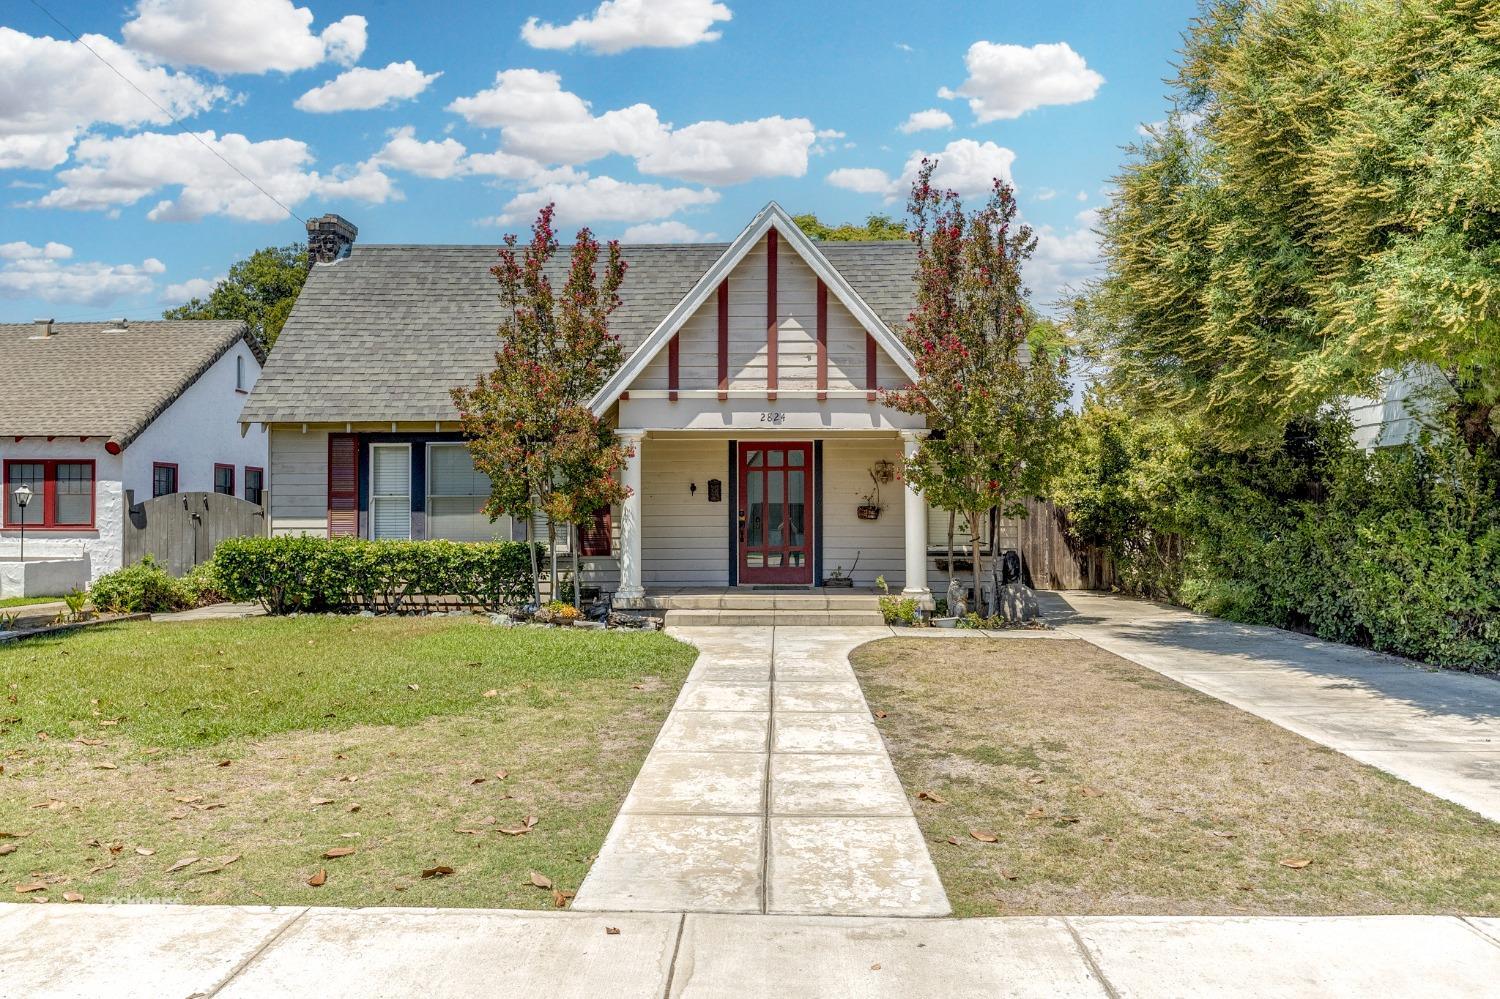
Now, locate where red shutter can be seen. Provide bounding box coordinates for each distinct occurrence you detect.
[327,433,359,537]
[579,507,612,556]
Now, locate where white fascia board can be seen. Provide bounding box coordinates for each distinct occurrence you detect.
[589,201,918,415]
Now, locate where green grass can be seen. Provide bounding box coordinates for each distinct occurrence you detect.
[0,595,61,609]
[0,616,697,908]
[853,637,1500,918]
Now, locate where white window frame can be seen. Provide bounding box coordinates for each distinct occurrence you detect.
[235,354,247,392]
[368,442,412,540]
[425,442,509,542]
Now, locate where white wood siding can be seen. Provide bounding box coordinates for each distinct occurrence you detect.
[269,427,329,536]
[821,438,906,589]
[641,436,730,586]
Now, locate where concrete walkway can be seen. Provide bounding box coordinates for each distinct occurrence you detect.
[1045,591,1500,822]
[572,626,949,916]
[3,903,1498,998]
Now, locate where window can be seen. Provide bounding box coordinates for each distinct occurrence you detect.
[3,459,95,528]
[426,443,506,541]
[244,466,264,505]
[213,463,235,496]
[235,354,248,392]
[152,462,178,498]
[369,443,411,540]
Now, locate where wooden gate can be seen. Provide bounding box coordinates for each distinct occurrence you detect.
[998,498,1116,591]
[123,491,266,576]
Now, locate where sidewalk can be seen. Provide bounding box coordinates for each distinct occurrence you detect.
[573,626,948,916]
[1045,591,1500,822]
[2,903,1497,998]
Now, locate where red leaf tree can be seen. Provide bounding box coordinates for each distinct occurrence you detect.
[452,205,631,606]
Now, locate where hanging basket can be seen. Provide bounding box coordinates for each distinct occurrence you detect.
[856,504,882,521]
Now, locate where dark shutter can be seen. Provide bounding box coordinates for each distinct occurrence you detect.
[327,433,359,537]
[578,507,612,556]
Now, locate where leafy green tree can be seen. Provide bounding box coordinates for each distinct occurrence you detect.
[1077,0,1500,453]
[451,205,631,607]
[792,213,909,242]
[162,244,308,351]
[884,161,1070,608]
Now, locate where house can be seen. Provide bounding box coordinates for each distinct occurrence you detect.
[0,318,268,589]
[242,207,988,608]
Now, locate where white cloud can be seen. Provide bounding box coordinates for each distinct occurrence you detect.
[621,220,715,242]
[161,274,221,301]
[0,247,166,306]
[521,0,731,54]
[36,130,393,222]
[826,167,894,195]
[122,0,366,74]
[295,61,440,113]
[939,41,1103,122]
[495,175,718,226]
[898,109,953,134]
[1028,224,1101,311]
[0,27,225,169]
[448,69,822,185]
[316,159,399,204]
[1035,187,1057,201]
[372,126,467,178]
[1076,190,1089,202]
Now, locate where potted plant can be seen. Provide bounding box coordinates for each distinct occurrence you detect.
[857,460,896,520]
[824,552,859,588]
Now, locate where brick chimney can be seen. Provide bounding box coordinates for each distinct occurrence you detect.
[305,213,358,267]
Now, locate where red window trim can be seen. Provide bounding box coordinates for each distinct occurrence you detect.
[213,463,235,496]
[3,458,97,530]
[865,333,878,402]
[667,333,680,402]
[816,279,829,402]
[716,279,729,401]
[244,465,265,504]
[152,461,180,497]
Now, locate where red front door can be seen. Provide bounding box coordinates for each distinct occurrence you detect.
[738,442,814,584]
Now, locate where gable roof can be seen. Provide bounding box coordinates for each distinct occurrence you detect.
[240,223,918,426]
[0,319,252,453]
[591,202,919,413]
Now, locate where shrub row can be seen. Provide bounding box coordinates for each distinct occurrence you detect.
[211,536,540,614]
[89,556,224,614]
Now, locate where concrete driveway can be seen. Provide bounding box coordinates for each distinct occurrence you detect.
[1044,591,1500,822]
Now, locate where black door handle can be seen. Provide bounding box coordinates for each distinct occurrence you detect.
[737,511,747,543]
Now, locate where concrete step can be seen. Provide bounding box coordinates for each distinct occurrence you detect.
[664,609,887,628]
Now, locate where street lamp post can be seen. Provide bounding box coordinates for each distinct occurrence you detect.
[12,483,33,562]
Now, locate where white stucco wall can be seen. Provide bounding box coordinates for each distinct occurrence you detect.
[0,341,265,580]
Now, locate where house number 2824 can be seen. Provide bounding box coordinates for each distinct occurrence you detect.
[759,411,786,425]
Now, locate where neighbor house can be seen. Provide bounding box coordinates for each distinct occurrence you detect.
[242,207,1001,609]
[0,319,268,590]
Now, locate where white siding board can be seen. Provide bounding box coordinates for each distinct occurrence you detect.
[269,428,329,536]
[641,437,729,586]
[820,438,906,589]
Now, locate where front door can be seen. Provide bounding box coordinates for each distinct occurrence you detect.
[737,442,814,584]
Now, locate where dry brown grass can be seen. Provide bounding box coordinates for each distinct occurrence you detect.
[852,637,1500,917]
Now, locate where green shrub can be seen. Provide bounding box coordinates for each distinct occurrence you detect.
[878,595,921,626]
[89,556,199,614]
[212,536,540,615]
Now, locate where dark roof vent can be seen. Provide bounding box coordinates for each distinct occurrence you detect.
[306,213,358,267]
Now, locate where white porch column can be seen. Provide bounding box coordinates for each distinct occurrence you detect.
[615,430,646,602]
[899,429,933,607]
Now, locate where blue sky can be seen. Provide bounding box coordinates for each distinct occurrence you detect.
[1,0,1197,321]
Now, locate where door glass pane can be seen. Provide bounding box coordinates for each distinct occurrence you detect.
[746,470,763,547]
[787,449,804,467]
[746,450,762,468]
[745,552,763,567]
[768,449,783,468]
[55,463,92,524]
[7,463,44,524]
[768,470,783,546]
[767,553,783,567]
[787,470,804,546]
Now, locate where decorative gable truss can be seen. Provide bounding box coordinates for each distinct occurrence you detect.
[591,203,917,412]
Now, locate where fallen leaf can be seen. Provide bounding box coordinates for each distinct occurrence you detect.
[871,964,882,971]
[307,869,327,887]
[917,790,947,804]
[969,830,999,843]
[95,762,118,770]
[62,891,84,902]
[552,889,571,908]
[482,690,498,698]
[495,770,509,780]
[1025,775,1046,785]
[323,847,357,859]
[1075,786,1104,797]
[407,684,420,691]
[216,760,231,768]
[134,847,155,856]
[75,738,104,746]
[999,869,1020,881]
[166,856,199,873]
[1279,858,1313,870]
[873,710,888,719]
[529,870,553,889]
[1058,815,1081,824]
[421,865,454,879]
[605,926,621,935]
[309,797,335,806]
[945,836,961,846]
[469,778,487,785]
[498,815,538,836]
[1210,830,1237,840]
[175,795,204,804]
[1024,807,1046,819]
[0,844,14,856]
[14,883,46,893]
[347,804,362,813]
[200,855,241,874]
[108,842,123,854]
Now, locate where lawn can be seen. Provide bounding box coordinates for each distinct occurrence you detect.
[852,637,1500,918]
[0,596,61,610]
[0,616,697,908]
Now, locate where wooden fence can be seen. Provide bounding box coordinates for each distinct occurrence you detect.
[123,491,266,576]
[999,498,1116,591]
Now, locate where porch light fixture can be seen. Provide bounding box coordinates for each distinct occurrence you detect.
[12,482,33,562]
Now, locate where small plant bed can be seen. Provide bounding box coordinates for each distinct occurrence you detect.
[851,637,1500,917]
[0,616,697,908]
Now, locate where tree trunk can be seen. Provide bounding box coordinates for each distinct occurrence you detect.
[968,509,983,621]
[571,521,582,608]
[946,510,956,594]
[526,516,541,607]
[547,518,558,604]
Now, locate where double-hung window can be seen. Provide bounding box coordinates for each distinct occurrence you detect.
[370,443,411,540]
[244,467,264,505]
[426,443,505,541]
[213,463,235,496]
[153,462,178,497]
[3,459,95,528]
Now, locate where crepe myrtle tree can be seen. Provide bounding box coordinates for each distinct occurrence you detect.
[884,160,1070,612]
[452,205,632,608]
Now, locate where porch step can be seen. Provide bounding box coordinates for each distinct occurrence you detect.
[663,608,887,628]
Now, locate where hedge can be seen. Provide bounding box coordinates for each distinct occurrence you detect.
[89,556,223,614]
[213,536,540,615]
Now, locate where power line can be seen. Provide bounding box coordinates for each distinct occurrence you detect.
[24,0,306,225]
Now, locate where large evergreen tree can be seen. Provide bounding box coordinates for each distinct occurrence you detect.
[1077,0,1500,452]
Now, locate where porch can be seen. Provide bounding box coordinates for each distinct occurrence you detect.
[618,585,886,627]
